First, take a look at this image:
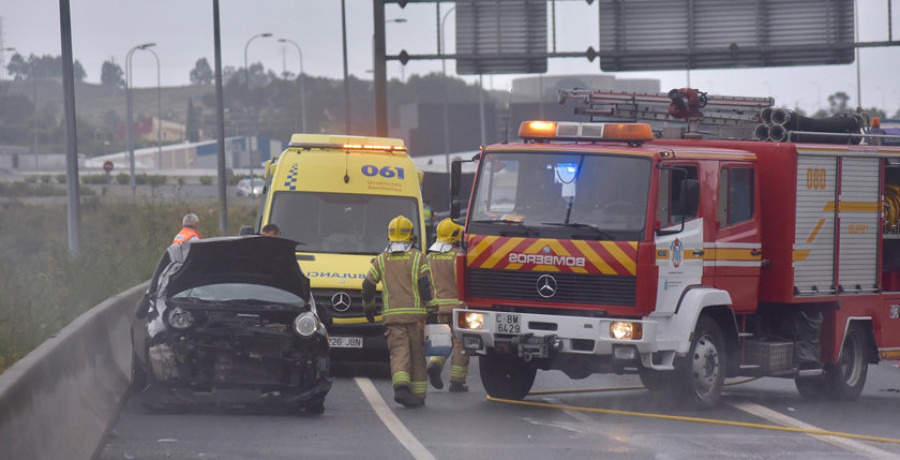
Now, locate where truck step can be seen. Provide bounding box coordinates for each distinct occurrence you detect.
[796,368,824,378]
[739,364,761,370]
[738,332,754,338]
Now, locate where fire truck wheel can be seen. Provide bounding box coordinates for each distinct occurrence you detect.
[824,325,868,400]
[638,368,671,391]
[479,353,536,400]
[794,376,827,400]
[675,317,725,409]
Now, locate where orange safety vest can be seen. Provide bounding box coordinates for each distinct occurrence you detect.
[172,227,201,245]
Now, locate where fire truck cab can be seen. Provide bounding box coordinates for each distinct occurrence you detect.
[451,119,900,408]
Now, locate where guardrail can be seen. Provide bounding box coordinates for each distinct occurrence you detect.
[0,282,148,460]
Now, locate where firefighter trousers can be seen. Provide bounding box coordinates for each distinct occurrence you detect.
[386,319,427,399]
[427,313,469,383]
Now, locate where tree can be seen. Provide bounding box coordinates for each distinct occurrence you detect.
[100,59,125,89]
[189,58,213,86]
[6,53,30,80]
[74,60,86,82]
[827,92,851,115]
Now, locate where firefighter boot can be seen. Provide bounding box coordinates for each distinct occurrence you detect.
[449,381,468,393]
[394,385,424,408]
[427,362,444,390]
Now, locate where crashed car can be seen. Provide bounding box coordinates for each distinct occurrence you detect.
[131,236,331,414]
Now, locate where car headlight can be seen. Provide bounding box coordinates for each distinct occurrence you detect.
[459,312,484,330]
[610,321,642,340]
[166,307,194,330]
[293,311,319,337]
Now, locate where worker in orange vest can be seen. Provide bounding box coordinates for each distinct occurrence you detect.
[172,213,201,244]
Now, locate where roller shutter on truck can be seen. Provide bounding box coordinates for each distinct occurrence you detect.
[793,155,837,296]
[837,157,880,294]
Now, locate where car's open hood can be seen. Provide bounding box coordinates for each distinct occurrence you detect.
[163,236,310,300]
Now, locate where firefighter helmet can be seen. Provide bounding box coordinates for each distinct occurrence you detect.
[388,215,414,242]
[436,218,463,244]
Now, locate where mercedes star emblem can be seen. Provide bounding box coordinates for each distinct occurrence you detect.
[536,274,558,298]
[331,292,352,312]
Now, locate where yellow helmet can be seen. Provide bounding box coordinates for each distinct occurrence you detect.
[436,218,463,244]
[388,215,414,242]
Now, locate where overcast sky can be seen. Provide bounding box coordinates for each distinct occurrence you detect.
[0,0,898,116]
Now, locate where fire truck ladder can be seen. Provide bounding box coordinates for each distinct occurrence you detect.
[558,88,774,136]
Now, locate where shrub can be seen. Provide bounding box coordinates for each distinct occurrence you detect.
[199,176,213,185]
[40,175,51,184]
[116,173,129,185]
[81,174,109,185]
[55,174,67,184]
[147,175,167,187]
[24,176,38,184]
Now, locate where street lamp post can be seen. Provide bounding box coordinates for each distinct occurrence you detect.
[139,47,162,169]
[126,42,156,199]
[440,6,456,172]
[278,38,307,133]
[243,32,272,178]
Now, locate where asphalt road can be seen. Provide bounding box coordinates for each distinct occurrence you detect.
[97,359,900,460]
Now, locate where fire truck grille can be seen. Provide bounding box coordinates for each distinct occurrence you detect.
[467,269,636,306]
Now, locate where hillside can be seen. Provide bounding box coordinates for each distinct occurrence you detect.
[2,78,214,128]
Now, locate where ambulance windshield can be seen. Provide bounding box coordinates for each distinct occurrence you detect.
[268,192,422,254]
[469,151,651,240]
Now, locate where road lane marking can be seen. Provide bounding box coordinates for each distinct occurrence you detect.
[354,377,436,460]
[729,401,898,459]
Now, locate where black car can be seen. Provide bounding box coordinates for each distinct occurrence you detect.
[131,236,332,414]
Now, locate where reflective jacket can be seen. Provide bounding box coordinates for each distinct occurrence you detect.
[172,227,201,245]
[363,248,436,324]
[427,249,463,315]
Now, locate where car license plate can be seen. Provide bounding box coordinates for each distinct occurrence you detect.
[495,313,521,334]
[329,336,363,348]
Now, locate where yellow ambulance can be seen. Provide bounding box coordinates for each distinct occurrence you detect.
[258,133,426,359]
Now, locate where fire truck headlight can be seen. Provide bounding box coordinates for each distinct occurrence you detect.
[460,312,484,330]
[610,321,642,340]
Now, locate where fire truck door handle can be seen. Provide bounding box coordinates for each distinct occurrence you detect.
[751,249,762,256]
[692,250,704,256]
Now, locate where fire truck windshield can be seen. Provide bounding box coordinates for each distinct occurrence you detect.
[269,191,422,254]
[469,151,651,240]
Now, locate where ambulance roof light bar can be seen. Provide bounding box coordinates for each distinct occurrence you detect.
[519,120,655,146]
[288,142,407,153]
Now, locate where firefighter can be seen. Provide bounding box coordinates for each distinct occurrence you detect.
[426,218,470,392]
[172,213,201,245]
[362,215,437,408]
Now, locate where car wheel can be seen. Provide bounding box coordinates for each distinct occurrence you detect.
[824,325,868,400]
[674,317,725,409]
[306,399,325,415]
[479,352,536,400]
[131,351,148,391]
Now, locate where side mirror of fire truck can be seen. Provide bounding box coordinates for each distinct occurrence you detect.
[450,160,462,196]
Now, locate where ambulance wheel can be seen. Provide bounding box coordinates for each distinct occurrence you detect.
[824,325,868,400]
[479,353,535,400]
[674,317,725,409]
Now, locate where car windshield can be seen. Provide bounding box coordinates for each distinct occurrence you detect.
[171,282,304,304]
[268,191,422,254]
[469,151,651,240]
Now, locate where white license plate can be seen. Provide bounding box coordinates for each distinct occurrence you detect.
[495,313,521,334]
[329,336,364,348]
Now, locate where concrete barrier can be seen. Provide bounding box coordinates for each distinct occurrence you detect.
[0,282,148,460]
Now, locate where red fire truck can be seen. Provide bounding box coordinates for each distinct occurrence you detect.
[449,89,900,409]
